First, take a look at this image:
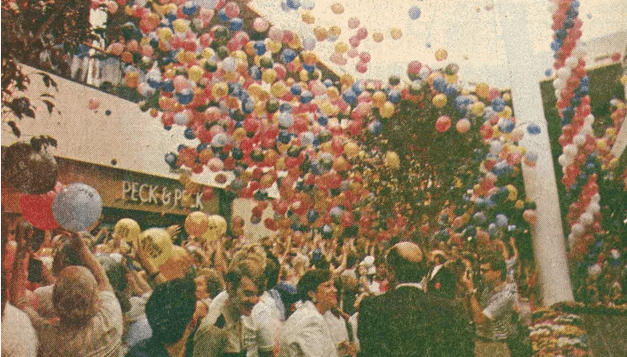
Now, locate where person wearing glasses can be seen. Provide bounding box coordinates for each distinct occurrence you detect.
[462,252,520,357]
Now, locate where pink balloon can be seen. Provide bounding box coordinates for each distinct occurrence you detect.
[253,17,269,32]
[268,26,283,42]
[349,35,361,48]
[108,42,124,56]
[347,48,359,58]
[348,17,360,29]
[488,88,500,101]
[173,75,191,92]
[407,60,422,74]
[88,98,100,110]
[141,44,154,57]
[359,52,371,63]
[356,62,368,73]
[19,182,63,230]
[356,27,368,40]
[456,118,471,133]
[224,1,239,18]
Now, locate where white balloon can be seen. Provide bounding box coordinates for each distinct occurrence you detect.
[565,56,578,69]
[222,57,237,72]
[587,203,601,214]
[557,67,572,79]
[588,263,602,277]
[584,114,595,125]
[580,212,594,226]
[573,134,586,146]
[564,144,577,157]
[571,223,585,237]
[553,78,565,90]
[591,193,601,203]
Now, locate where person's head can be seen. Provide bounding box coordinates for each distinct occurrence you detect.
[297,269,337,313]
[385,242,426,284]
[97,254,130,313]
[195,268,225,300]
[224,259,265,316]
[264,255,281,291]
[145,278,196,345]
[53,266,100,326]
[479,253,506,286]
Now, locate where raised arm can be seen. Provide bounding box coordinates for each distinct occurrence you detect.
[67,230,113,292]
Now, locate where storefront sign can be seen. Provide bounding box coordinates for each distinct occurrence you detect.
[121,180,204,210]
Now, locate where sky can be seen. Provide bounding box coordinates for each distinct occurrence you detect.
[249,0,627,88]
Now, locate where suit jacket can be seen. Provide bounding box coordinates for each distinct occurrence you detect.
[358,284,474,357]
[426,265,457,300]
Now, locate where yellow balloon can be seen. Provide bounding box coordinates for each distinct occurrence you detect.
[188,65,204,82]
[344,142,359,158]
[444,74,458,84]
[209,215,228,236]
[476,83,490,99]
[157,27,173,42]
[597,138,608,150]
[327,86,340,100]
[299,70,310,82]
[321,102,337,116]
[433,94,447,108]
[185,211,210,237]
[271,82,287,97]
[498,106,512,119]
[313,26,328,41]
[503,93,511,101]
[435,48,448,61]
[471,102,485,115]
[328,26,342,37]
[372,32,384,42]
[380,101,395,118]
[289,35,302,50]
[267,40,282,53]
[390,28,402,40]
[172,19,190,33]
[335,41,349,53]
[340,73,354,87]
[385,151,400,169]
[212,82,229,98]
[331,2,344,14]
[139,228,173,268]
[262,69,277,84]
[301,10,315,24]
[515,200,525,210]
[506,185,518,201]
[114,218,141,245]
[201,48,215,59]
[372,91,387,108]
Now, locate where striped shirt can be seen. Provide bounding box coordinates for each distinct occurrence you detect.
[476,283,518,341]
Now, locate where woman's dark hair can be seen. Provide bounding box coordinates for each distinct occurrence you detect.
[96,254,130,313]
[145,278,196,345]
[297,269,331,302]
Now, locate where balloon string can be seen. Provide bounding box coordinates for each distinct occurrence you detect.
[425,0,440,48]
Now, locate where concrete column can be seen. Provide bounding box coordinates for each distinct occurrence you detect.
[497,0,574,305]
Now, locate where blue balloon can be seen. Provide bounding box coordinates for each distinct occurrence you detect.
[165,152,178,167]
[351,81,364,95]
[444,85,457,97]
[52,183,102,232]
[544,69,553,77]
[278,130,292,144]
[280,103,293,112]
[433,77,446,92]
[498,119,515,133]
[388,90,401,104]
[249,66,262,80]
[323,79,333,87]
[184,127,196,140]
[286,0,300,9]
[527,123,541,135]
[290,84,302,96]
[342,90,357,105]
[182,1,198,15]
[302,63,316,72]
[176,88,194,105]
[368,120,383,135]
[408,5,421,20]
[217,9,229,21]
[242,98,255,114]
[491,98,506,112]
[161,79,174,92]
[254,41,266,55]
[317,115,328,126]
[229,18,243,31]
[197,143,208,153]
[300,91,314,104]
[281,49,297,63]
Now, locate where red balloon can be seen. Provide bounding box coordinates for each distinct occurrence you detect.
[435,115,451,132]
[264,218,277,231]
[19,182,63,230]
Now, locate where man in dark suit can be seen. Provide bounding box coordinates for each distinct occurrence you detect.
[426,250,457,300]
[358,242,474,357]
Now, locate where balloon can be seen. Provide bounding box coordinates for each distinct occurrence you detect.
[52,183,102,232]
[209,214,228,236]
[435,49,448,61]
[432,93,447,108]
[114,218,141,244]
[456,118,471,133]
[2,140,59,195]
[138,228,173,268]
[435,115,451,132]
[390,28,402,40]
[185,211,210,237]
[19,182,63,230]
[372,32,384,42]
[384,151,400,169]
[348,17,360,29]
[331,2,344,14]
[408,5,421,19]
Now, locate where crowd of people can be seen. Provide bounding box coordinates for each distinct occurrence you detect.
[2,210,540,357]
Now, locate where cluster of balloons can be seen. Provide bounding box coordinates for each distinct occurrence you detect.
[93,0,536,241]
[549,0,603,259]
[3,139,103,233]
[184,211,227,241]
